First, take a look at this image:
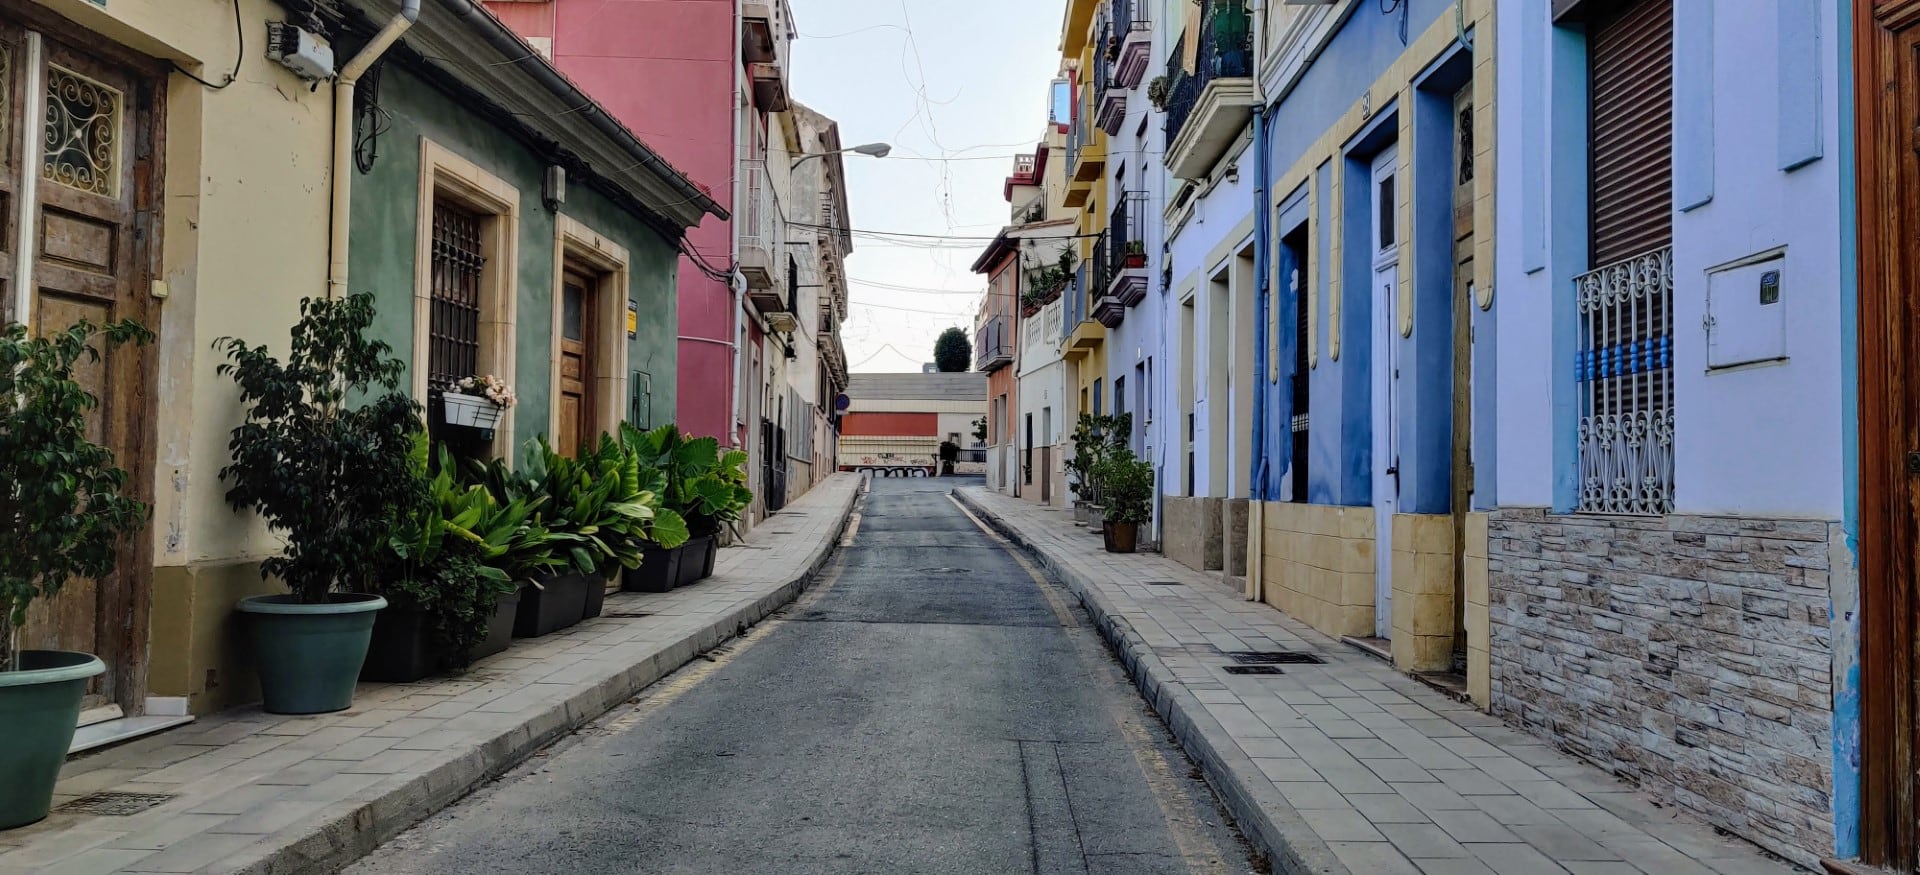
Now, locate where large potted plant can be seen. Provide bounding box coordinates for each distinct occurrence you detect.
[514,435,683,628]
[1067,412,1130,525]
[217,295,421,714]
[619,425,744,590]
[0,319,152,830]
[1097,451,1154,554]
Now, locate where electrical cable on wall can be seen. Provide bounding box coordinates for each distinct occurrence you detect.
[174,0,245,90]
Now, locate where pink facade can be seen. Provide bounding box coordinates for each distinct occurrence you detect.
[485,0,740,442]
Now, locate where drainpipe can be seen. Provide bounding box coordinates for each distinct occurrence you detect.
[730,0,748,453]
[328,0,422,299]
[1246,0,1272,603]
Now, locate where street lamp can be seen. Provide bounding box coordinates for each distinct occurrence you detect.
[791,142,891,168]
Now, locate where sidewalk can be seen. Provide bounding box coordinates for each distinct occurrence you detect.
[0,474,859,875]
[955,487,1798,875]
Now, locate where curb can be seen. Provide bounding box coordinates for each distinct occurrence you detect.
[229,482,861,875]
[954,489,1348,875]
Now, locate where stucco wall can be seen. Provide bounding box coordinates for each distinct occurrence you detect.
[348,65,679,455]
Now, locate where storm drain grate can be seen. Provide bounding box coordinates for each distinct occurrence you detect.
[601,612,653,619]
[1223,665,1286,676]
[58,792,174,816]
[1141,580,1182,586]
[1223,651,1327,665]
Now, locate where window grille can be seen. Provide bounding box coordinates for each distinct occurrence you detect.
[1575,246,1673,515]
[429,199,485,390]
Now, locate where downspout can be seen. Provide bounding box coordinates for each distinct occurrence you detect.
[328,0,422,299]
[730,0,748,453]
[1246,0,1272,603]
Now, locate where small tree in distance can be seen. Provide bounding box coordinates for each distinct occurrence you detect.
[934,327,972,373]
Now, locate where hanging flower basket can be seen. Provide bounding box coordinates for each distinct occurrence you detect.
[442,374,514,429]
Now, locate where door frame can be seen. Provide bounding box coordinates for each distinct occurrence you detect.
[1855,0,1920,867]
[549,214,630,450]
[0,1,168,713]
[1370,145,1401,638]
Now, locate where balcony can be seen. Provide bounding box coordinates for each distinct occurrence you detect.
[1107,191,1149,308]
[1089,234,1125,328]
[1164,0,1256,181]
[738,159,782,295]
[741,0,790,112]
[1062,263,1105,359]
[1065,84,1104,208]
[1094,20,1127,136]
[975,314,1013,372]
[1112,0,1152,89]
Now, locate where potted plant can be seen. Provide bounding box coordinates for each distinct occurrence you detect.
[1097,452,1154,554]
[443,374,514,430]
[1067,412,1129,525]
[515,435,684,624]
[363,442,530,682]
[0,319,152,830]
[619,424,746,589]
[1147,75,1171,111]
[217,295,421,714]
[1124,239,1147,268]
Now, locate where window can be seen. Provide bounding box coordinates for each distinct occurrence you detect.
[1285,229,1310,503]
[414,140,520,454]
[1576,0,1674,515]
[1093,378,1103,416]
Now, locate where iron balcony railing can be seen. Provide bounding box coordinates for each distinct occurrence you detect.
[1164,0,1253,146]
[975,314,1013,371]
[1108,190,1147,274]
[1095,16,1114,90]
[739,158,779,258]
[1063,263,1088,341]
[1574,246,1674,516]
[1089,231,1111,302]
[1113,0,1147,37]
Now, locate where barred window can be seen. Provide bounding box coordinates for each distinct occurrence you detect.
[429,198,485,390]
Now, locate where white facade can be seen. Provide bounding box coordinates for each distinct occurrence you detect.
[1019,298,1070,504]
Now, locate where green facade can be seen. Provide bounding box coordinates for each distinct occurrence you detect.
[348,64,679,452]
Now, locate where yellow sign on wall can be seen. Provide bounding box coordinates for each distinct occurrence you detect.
[626,300,638,339]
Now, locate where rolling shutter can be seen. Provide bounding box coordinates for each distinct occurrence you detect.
[1588,0,1673,267]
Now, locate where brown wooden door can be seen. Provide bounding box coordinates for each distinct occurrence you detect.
[6,21,163,714]
[558,271,594,457]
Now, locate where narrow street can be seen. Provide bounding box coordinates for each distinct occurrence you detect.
[350,477,1259,875]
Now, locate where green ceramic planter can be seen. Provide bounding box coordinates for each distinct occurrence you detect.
[0,650,104,830]
[238,594,386,715]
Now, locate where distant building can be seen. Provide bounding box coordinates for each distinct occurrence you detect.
[838,373,987,476]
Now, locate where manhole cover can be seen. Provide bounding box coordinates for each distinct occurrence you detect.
[1223,665,1286,676]
[58,792,174,816]
[1141,580,1182,586]
[601,612,653,619]
[1224,651,1327,665]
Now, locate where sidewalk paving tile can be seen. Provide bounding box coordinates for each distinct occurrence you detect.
[0,475,859,875]
[954,487,1801,875]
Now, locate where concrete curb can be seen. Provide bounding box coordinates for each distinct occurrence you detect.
[955,489,1349,875]
[226,483,861,875]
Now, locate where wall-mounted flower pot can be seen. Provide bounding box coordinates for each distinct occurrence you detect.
[238,594,387,715]
[676,536,716,587]
[440,393,503,429]
[622,546,681,593]
[0,651,105,830]
[1103,520,1140,554]
[513,572,590,638]
[470,586,522,661]
[360,607,438,684]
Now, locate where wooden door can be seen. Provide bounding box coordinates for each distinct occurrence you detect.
[4,16,163,714]
[558,271,595,457]
[1857,2,1920,868]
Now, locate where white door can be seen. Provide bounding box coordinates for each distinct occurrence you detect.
[1370,146,1401,639]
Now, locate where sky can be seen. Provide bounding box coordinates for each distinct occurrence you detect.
[787,0,1069,373]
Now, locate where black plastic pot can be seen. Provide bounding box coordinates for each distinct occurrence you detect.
[676,536,715,587]
[583,573,608,619]
[360,607,437,683]
[702,536,718,578]
[470,588,521,661]
[513,572,590,638]
[622,546,681,593]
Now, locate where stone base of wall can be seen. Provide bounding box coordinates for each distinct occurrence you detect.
[1487,508,1837,866]
[1163,496,1223,571]
[1390,513,1456,672]
[1259,502,1375,638]
[1464,512,1490,708]
[149,559,283,716]
[1223,499,1249,578]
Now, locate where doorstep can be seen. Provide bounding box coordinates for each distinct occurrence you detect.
[0,474,859,875]
[955,487,1804,875]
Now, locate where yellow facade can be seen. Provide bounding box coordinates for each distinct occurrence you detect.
[1060,0,1110,417]
[31,0,335,713]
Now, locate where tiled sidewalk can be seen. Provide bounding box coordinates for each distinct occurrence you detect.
[0,474,859,875]
[956,488,1800,875]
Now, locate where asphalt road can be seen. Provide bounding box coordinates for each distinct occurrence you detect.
[350,477,1259,875]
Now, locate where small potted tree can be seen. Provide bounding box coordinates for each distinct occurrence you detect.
[1124,240,1148,269]
[0,319,151,830]
[1097,451,1154,554]
[217,295,421,714]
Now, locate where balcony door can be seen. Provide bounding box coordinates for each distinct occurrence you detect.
[0,14,164,714]
[1370,145,1401,639]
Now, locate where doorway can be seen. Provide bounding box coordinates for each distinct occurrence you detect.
[1370,145,1401,639]
[557,269,596,457]
[1,17,165,714]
